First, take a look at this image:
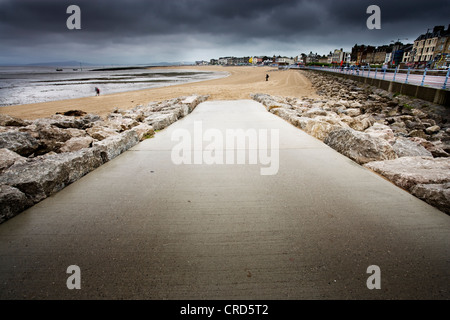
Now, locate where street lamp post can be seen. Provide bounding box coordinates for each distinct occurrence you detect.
[411,49,417,69]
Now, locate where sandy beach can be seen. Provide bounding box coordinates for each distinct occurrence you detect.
[0,66,318,120]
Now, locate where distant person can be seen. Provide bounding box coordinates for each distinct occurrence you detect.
[95,87,100,96]
[266,74,269,81]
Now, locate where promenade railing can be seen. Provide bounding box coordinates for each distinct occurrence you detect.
[306,66,450,91]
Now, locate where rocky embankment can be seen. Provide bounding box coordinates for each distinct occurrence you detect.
[252,70,450,214]
[0,95,209,223]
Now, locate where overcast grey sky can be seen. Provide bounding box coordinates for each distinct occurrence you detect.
[0,0,449,65]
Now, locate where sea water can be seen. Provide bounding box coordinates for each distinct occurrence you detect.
[0,66,227,106]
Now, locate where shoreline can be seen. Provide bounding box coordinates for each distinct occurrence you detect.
[0,66,318,120]
[0,65,228,108]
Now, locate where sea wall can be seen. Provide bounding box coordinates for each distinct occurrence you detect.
[0,95,209,223]
[307,68,450,107]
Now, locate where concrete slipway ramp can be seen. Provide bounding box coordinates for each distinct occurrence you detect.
[0,100,449,299]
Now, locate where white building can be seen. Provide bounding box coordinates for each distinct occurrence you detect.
[276,57,295,65]
[218,57,230,65]
[384,52,392,65]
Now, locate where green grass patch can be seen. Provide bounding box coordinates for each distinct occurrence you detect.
[142,132,155,140]
[403,103,414,110]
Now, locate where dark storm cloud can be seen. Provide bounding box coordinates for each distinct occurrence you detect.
[0,0,449,64]
[0,0,320,38]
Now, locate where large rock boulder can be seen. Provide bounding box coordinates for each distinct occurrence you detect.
[158,103,190,119]
[181,95,209,111]
[365,123,395,142]
[346,114,375,131]
[389,121,409,135]
[144,95,208,115]
[409,129,428,139]
[405,120,425,131]
[364,157,450,191]
[314,114,348,127]
[324,128,397,165]
[86,126,119,141]
[292,116,314,131]
[425,125,441,135]
[0,185,34,223]
[104,115,140,132]
[0,131,39,156]
[33,114,101,130]
[271,108,298,127]
[65,128,89,138]
[122,109,145,122]
[0,148,26,172]
[411,183,450,214]
[350,101,363,109]
[0,114,28,127]
[130,123,155,141]
[344,108,361,117]
[59,136,94,153]
[251,94,291,111]
[92,130,139,162]
[304,108,328,118]
[0,148,105,203]
[429,141,450,157]
[143,113,178,131]
[410,137,449,158]
[21,124,72,155]
[33,114,102,130]
[148,98,181,113]
[305,120,340,141]
[392,138,433,158]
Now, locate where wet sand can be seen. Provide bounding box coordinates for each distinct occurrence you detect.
[0,66,318,120]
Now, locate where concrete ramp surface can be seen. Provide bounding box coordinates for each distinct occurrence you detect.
[0,100,449,299]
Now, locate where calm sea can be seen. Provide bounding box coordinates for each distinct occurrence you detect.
[0,66,227,106]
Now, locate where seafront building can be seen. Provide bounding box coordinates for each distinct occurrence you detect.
[408,25,450,68]
[207,24,449,70]
[331,49,351,65]
[215,55,297,67]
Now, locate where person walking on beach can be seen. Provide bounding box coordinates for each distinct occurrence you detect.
[95,87,100,96]
[266,74,269,81]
